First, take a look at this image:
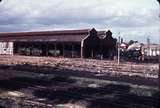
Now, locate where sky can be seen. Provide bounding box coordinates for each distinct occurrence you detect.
[0,0,159,43]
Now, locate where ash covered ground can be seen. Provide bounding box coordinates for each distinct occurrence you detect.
[0,55,159,108]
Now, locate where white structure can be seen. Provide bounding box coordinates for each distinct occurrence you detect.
[0,42,13,55]
[143,44,160,56]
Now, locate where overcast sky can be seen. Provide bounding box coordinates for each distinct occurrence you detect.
[0,0,159,43]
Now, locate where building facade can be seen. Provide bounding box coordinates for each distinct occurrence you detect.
[0,42,13,55]
[0,28,117,59]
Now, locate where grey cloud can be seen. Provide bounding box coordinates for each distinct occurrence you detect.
[0,0,159,43]
[0,24,30,32]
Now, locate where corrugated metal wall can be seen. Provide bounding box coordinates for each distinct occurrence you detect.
[0,42,13,55]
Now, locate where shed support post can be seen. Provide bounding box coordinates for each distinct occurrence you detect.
[72,44,74,58]
[63,44,65,57]
[81,47,83,58]
[91,49,94,58]
[81,40,84,58]
[46,43,48,56]
[54,44,57,57]
[30,43,33,56]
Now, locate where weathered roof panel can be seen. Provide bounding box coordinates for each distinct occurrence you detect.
[0,29,91,42]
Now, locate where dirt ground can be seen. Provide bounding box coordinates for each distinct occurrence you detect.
[0,69,159,108]
[0,55,159,108]
[0,55,158,78]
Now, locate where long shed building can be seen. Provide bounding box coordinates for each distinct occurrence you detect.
[0,28,117,59]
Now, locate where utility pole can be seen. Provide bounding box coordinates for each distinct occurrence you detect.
[147,36,150,56]
[156,0,160,89]
[117,32,121,65]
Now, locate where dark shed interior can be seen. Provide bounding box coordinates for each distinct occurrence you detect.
[0,28,117,59]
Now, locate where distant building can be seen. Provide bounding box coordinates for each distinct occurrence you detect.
[141,44,159,61]
[0,42,13,55]
[143,44,160,56]
[0,28,117,59]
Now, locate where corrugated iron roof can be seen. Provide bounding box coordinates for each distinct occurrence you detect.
[0,29,90,37]
[0,29,92,42]
[0,29,110,42]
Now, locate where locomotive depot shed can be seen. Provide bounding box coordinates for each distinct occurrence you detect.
[0,28,117,59]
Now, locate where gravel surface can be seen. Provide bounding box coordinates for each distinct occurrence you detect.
[0,55,158,79]
[0,55,159,108]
